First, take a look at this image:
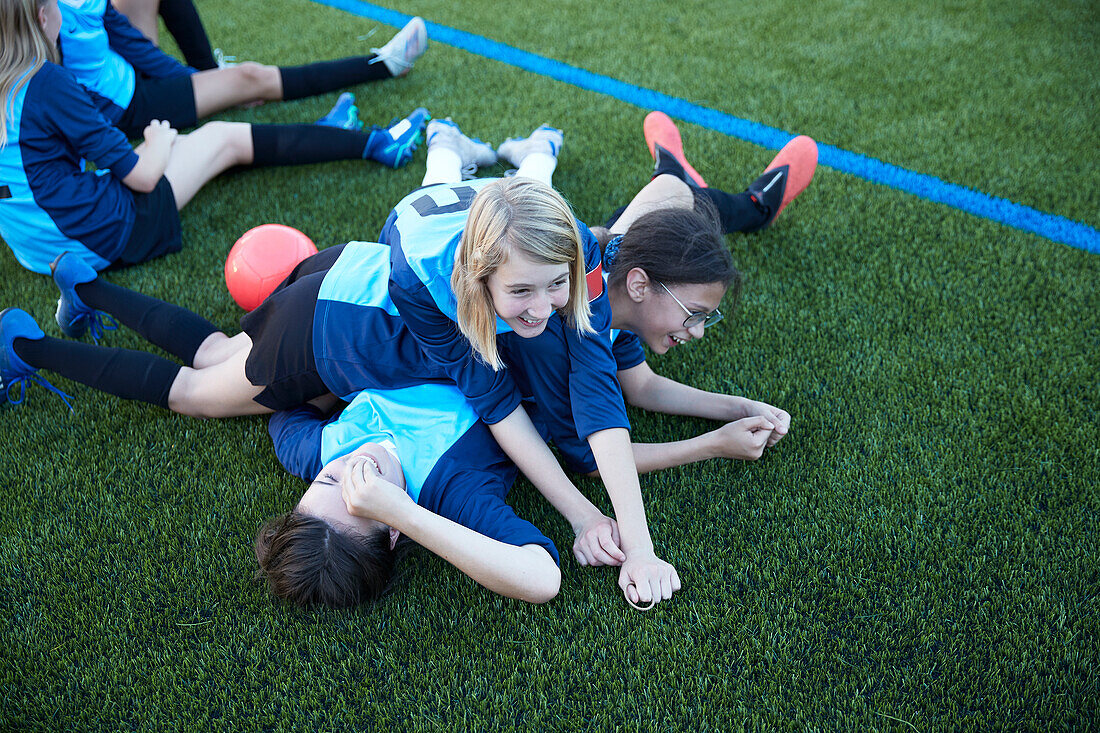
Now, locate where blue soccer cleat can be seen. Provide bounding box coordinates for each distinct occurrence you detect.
[1,307,72,409]
[364,107,431,169]
[51,252,117,343]
[316,92,363,131]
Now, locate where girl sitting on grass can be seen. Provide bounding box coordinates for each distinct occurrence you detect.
[56,0,427,137]
[0,0,427,274]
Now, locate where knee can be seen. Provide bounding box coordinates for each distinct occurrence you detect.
[193,120,251,163]
[650,174,693,205]
[235,62,281,96]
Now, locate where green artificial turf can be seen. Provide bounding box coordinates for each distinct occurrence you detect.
[2,0,1098,729]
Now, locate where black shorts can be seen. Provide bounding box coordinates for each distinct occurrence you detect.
[112,176,182,268]
[116,74,199,138]
[240,245,347,410]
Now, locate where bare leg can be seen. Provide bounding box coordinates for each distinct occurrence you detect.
[111,0,159,42]
[167,334,269,417]
[609,174,694,235]
[163,121,254,208]
[190,63,284,118]
[191,331,248,369]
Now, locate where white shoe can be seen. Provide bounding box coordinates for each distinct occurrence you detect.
[497,124,563,167]
[427,119,497,179]
[370,17,427,77]
[213,48,237,68]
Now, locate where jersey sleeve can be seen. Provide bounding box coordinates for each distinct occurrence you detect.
[38,65,138,177]
[103,5,194,78]
[612,330,647,371]
[562,223,630,440]
[267,404,333,481]
[388,249,522,425]
[426,470,560,565]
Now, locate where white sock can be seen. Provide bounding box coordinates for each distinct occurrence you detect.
[422,147,463,186]
[515,152,557,186]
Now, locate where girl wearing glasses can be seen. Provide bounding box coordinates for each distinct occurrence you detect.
[504,115,817,479]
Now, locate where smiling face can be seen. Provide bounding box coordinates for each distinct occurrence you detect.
[485,249,571,337]
[630,278,727,355]
[297,441,405,545]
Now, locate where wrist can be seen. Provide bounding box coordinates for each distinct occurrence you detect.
[568,504,603,535]
[725,395,751,421]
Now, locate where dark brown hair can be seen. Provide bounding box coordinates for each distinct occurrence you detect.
[254,511,398,608]
[605,198,741,300]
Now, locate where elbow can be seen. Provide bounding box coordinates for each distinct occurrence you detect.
[514,549,561,604]
[126,173,159,194]
[523,565,561,604]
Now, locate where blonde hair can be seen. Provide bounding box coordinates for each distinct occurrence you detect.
[1,0,59,148]
[451,178,593,370]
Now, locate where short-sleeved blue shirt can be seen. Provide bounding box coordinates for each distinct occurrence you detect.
[268,383,560,564]
[379,180,631,441]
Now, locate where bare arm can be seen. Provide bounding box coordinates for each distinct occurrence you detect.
[587,427,681,607]
[489,406,626,567]
[121,120,177,193]
[342,455,561,603]
[618,362,791,447]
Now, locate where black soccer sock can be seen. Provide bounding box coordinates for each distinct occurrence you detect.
[73,280,218,365]
[250,124,371,167]
[696,187,768,234]
[13,337,181,409]
[278,56,391,101]
[158,0,217,71]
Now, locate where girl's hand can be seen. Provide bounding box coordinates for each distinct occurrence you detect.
[618,551,681,609]
[710,416,775,461]
[341,454,412,520]
[142,119,178,148]
[572,513,625,567]
[751,401,790,447]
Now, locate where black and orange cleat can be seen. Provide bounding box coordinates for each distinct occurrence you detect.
[743,135,818,232]
[643,111,708,188]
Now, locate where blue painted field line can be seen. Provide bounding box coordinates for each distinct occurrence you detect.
[314,0,1100,255]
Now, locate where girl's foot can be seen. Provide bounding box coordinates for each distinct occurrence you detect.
[370,17,428,77]
[51,253,117,342]
[643,111,707,188]
[497,124,563,168]
[742,135,818,231]
[426,118,497,179]
[364,107,431,168]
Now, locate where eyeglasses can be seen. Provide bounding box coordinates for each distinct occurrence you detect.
[658,282,723,329]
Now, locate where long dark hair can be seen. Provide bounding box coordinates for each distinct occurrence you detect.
[254,511,398,608]
[604,197,741,300]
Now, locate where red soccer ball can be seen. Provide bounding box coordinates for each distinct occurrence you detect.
[224,224,318,311]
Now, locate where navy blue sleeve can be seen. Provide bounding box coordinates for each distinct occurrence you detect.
[37,65,137,177]
[417,424,560,564]
[267,405,333,481]
[387,245,522,425]
[612,330,647,371]
[103,5,194,79]
[562,223,630,440]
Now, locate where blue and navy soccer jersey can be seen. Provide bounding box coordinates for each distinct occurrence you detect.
[378,179,630,440]
[58,0,192,122]
[268,383,560,563]
[0,62,138,274]
[310,241,453,400]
